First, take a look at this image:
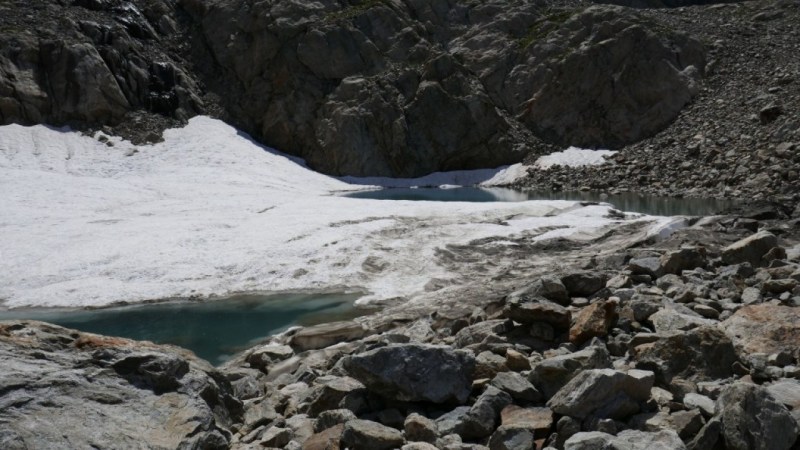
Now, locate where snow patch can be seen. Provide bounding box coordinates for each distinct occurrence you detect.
[535,147,617,169]
[1,117,665,309]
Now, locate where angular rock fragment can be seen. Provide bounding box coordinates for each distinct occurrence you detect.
[561,272,608,298]
[565,429,686,450]
[491,372,542,403]
[633,326,738,383]
[503,297,572,329]
[660,247,707,275]
[721,231,779,267]
[511,276,570,305]
[649,307,715,333]
[305,376,367,417]
[303,423,345,450]
[342,344,475,404]
[530,344,612,398]
[341,419,405,450]
[569,300,617,345]
[290,321,368,352]
[717,383,799,450]
[488,426,535,450]
[404,413,438,444]
[500,405,553,434]
[547,369,654,420]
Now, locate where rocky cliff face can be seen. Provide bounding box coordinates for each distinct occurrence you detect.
[186,0,705,176]
[0,0,706,177]
[0,0,205,139]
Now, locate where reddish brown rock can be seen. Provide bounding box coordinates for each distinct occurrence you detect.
[500,405,554,436]
[303,424,344,450]
[506,349,532,371]
[569,300,618,345]
[721,303,800,355]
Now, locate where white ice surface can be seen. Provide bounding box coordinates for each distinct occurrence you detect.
[1,117,667,308]
[535,147,617,169]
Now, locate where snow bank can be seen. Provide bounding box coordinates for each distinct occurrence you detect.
[535,147,616,169]
[0,117,665,308]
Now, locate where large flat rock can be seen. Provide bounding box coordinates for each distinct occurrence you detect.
[0,320,241,449]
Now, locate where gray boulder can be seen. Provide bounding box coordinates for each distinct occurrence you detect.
[720,303,800,356]
[460,386,514,439]
[289,320,368,352]
[490,372,542,403]
[512,277,571,305]
[547,369,654,420]
[721,231,780,267]
[304,376,367,417]
[503,296,572,329]
[341,419,405,450]
[565,429,686,450]
[435,387,514,439]
[404,413,438,443]
[488,426,535,450]
[660,247,707,275]
[717,383,798,450]
[649,308,715,333]
[632,326,738,383]
[315,409,357,432]
[560,272,608,297]
[342,344,475,404]
[530,344,612,398]
[629,257,664,278]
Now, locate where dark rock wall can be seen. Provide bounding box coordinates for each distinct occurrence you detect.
[0,0,204,134]
[0,0,707,177]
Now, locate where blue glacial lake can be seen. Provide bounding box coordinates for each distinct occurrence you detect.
[0,292,362,364]
[344,187,735,216]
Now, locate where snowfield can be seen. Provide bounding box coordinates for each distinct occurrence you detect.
[534,147,617,169]
[0,117,675,308]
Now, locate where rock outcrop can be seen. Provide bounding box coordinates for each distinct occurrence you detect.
[0,0,204,137]
[187,1,705,176]
[0,320,241,449]
[1,0,706,177]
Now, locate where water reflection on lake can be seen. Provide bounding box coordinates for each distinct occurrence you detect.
[344,187,735,216]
